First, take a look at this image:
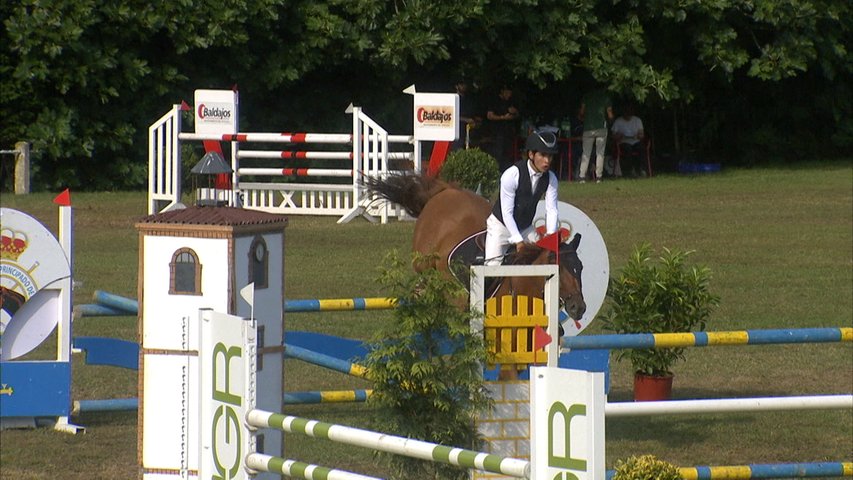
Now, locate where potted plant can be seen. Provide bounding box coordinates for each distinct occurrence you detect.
[601,243,720,401]
[611,454,681,480]
[438,147,500,199]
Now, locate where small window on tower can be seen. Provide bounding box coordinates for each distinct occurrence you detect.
[170,248,202,295]
[249,236,268,289]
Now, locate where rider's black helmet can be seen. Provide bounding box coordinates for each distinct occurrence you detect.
[525,130,559,154]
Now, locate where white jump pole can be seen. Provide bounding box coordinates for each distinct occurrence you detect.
[605,394,853,417]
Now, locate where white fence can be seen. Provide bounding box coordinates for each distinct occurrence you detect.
[148,105,416,223]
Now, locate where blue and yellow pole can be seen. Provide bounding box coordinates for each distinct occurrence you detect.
[563,328,852,350]
[283,343,368,378]
[284,297,397,312]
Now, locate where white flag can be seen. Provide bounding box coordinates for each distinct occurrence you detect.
[240,282,255,306]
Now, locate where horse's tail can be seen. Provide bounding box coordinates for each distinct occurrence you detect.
[363,174,450,218]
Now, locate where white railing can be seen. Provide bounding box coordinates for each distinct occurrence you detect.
[147,104,415,223]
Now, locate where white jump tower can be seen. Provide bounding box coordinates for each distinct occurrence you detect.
[136,206,287,479]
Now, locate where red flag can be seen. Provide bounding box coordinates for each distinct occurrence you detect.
[53,189,71,206]
[533,325,553,350]
[535,231,561,259]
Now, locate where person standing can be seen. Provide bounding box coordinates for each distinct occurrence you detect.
[485,130,560,266]
[486,85,520,172]
[451,79,481,151]
[577,89,614,183]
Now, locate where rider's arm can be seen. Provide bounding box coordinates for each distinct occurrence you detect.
[499,167,524,243]
[545,172,559,234]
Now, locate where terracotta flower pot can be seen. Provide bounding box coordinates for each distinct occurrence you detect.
[633,372,673,401]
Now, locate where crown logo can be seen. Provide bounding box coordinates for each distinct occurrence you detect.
[0,229,28,261]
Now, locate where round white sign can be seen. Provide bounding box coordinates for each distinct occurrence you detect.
[532,201,609,337]
[1,208,71,359]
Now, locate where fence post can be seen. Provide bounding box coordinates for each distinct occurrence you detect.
[14,141,30,194]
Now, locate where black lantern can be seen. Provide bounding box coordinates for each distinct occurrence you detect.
[190,151,233,207]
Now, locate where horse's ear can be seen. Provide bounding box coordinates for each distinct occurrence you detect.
[567,233,581,250]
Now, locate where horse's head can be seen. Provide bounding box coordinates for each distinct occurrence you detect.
[552,234,586,321]
[510,234,586,320]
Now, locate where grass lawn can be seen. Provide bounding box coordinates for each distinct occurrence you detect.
[0,161,851,479]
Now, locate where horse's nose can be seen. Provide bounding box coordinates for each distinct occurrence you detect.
[567,298,587,320]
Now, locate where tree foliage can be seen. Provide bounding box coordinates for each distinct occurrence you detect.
[439,148,499,199]
[611,454,681,480]
[1,0,849,189]
[363,251,491,480]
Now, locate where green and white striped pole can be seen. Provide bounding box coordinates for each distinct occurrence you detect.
[246,410,531,478]
[246,454,381,480]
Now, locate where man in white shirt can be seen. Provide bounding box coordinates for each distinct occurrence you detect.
[485,131,560,266]
[611,103,645,177]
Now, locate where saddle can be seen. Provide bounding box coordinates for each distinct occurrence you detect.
[447,230,504,298]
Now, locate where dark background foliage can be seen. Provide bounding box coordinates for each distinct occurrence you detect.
[2,0,850,190]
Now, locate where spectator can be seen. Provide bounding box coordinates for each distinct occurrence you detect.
[570,105,585,180]
[451,79,482,151]
[611,103,645,177]
[577,89,614,183]
[486,85,520,171]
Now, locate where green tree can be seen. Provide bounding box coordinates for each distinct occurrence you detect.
[2,0,848,190]
[363,252,492,480]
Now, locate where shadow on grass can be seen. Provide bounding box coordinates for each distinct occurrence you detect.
[72,409,137,428]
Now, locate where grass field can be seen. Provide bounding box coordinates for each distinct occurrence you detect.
[0,162,851,479]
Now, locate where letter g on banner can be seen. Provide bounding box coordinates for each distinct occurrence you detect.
[212,404,243,480]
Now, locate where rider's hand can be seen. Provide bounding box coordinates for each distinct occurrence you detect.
[515,241,526,252]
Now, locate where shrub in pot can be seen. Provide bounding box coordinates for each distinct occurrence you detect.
[438,147,500,199]
[601,243,720,400]
[611,454,681,480]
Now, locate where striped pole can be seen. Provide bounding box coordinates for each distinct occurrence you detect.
[246,410,531,478]
[238,168,355,177]
[284,297,397,313]
[178,132,413,144]
[284,343,368,378]
[284,389,373,405]
[242,150,354,160]
[562,328,853,350]
[238,150,413,161]
[86,292,398,315]
[181,132,353,143]
[605,461,853,479]
[246,453,381,480]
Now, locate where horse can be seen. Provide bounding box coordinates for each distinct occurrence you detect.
[1,286,27,330]
[364,174,586,321]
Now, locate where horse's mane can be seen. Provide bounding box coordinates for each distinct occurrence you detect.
[363,174,453,218]
[509,244,549,265]
[509,239,580,267]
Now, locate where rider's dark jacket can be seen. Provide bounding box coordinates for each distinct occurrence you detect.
[491,160,549,231]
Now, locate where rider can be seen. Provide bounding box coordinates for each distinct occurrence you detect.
[485,130,560,266]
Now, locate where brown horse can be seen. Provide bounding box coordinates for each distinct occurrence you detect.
[364,174,586,320]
